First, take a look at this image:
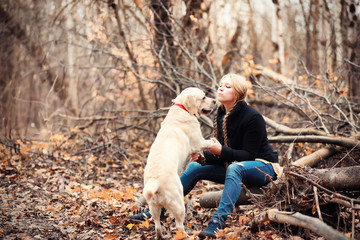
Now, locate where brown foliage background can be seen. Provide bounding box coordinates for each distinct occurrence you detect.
[0,0,359,239]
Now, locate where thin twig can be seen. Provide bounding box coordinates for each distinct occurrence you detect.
[71,142,111,156]
[313,186,323,221]
[351,199,355,240]
[254,166,279,192]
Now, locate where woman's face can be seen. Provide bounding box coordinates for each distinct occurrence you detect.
[217,77,235,105]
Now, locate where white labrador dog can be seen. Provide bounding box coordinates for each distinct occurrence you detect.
[143,87,216,239]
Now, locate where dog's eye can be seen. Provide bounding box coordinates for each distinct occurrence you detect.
[202,96,206,100]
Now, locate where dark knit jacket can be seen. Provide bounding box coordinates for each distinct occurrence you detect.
[204,101,278,165]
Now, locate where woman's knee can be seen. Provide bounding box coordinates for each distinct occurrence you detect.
[226,163,244,173]
[182,162,202,176]
[226,163,238,171]
[226,163,244,179]
[187,161,202,171]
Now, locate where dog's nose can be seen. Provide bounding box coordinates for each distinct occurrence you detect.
[212,99,216,104]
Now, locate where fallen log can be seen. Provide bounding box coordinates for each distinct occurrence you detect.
[309,165,360,191]
[269,135,360,149]
[288,171,360,205]
[199,187,262,208]
[252,209,349,240]
[291,146,340,167]
[264,116,325,136]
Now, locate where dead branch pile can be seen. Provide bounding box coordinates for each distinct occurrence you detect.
[198,63,360,239]
[253,166,359,239]
[200,165,360,239]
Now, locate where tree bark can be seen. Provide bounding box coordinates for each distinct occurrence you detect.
[0,5,69,102]
[310,0,320,72]
[254,64,294,85]
[109,0,148,110]
[291,147,340,167]
[271,1,286,74]
[199,187,262,208]
[310,165,360,191]
[348,3,360,100]
[264,116,325,136]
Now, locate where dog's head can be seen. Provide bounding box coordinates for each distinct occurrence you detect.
[172,87,216,118]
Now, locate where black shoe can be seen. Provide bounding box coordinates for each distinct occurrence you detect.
[128,208,152,221]
[128,208,166,221]
[198,219,222,239]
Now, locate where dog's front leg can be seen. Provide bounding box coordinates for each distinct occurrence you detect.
[190,138,214,154]
[198,139,215,151]
[204,139,215,148]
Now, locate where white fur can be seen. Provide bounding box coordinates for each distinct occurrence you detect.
[143,87,215,239]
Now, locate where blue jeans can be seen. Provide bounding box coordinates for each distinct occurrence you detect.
[180,161,276,225]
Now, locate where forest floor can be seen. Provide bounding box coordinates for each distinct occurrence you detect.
[0,133,358,240]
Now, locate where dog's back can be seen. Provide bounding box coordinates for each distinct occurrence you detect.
[143,116,190,204]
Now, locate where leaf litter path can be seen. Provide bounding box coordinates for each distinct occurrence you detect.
[1,136,284,240]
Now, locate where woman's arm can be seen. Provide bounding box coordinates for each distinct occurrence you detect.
[216,115,266,163]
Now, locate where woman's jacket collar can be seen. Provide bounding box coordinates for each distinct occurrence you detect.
[216,100,247,118]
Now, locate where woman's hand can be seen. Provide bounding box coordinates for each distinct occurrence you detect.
[190,153,200,162]
[207,137,222,156]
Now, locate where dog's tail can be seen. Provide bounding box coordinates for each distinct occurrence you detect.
[143,178,160,201]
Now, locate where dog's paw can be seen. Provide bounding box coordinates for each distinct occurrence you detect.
[204,139,215,148]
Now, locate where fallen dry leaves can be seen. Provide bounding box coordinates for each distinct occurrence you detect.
[1,134,289,239]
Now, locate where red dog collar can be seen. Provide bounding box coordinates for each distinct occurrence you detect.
[171,103,189,113]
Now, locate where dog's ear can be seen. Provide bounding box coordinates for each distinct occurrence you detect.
[184,94,200,117]
[173,88,201,117]
[172,93,183,105]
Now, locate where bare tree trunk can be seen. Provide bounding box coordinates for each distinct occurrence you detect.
[0,7,16,136]
[331,0,344,70]
[340,0,349,65]
[311,0,320,72]
[0,5,69,103]
[149,0,179,104]
[108,0,148,110]
[319,0,327,70]
[66,8,78,116]
[348,2,360,100]
[221,23,241,75]
[299,0,313,72]
[246,0,259,61]
[271,1,285,74]
[322,0,337,72]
